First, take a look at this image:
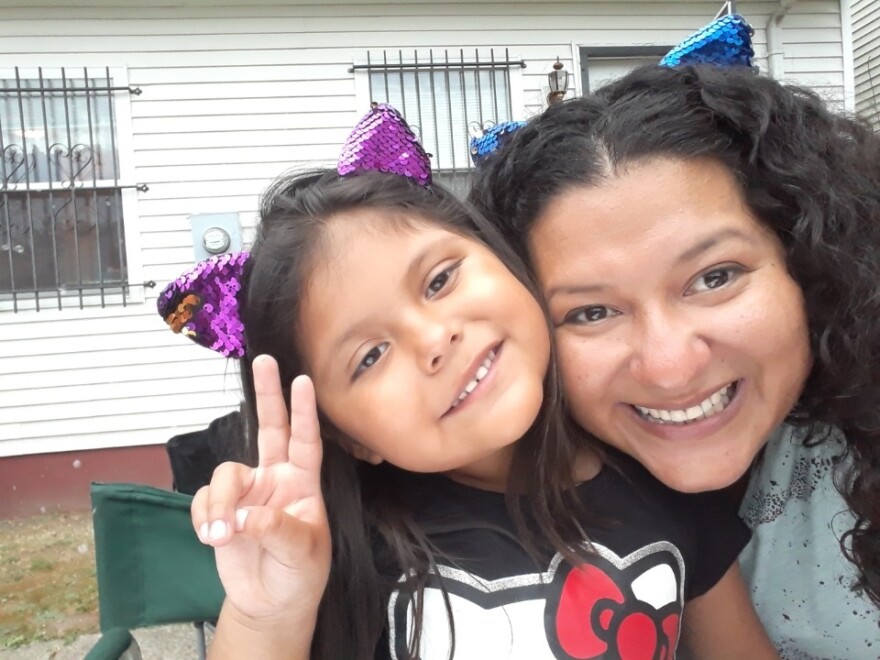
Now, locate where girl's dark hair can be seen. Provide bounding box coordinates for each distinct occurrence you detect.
[470,64,880,607]
[239,170,595,658]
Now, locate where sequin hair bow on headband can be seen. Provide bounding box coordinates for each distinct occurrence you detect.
[338,102,432,186]
[158,104,432,357]
[157,251,249,358]
[660,13,754,68]
[469,121,527,167]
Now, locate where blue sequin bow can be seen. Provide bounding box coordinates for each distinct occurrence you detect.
[469,121,527,167]
[660,14,754,68]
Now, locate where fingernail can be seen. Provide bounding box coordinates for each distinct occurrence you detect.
[199,522,209,541]
[235,508,249,531]
[209,520,227,540]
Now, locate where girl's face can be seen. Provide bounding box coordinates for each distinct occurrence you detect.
[298,209,550,490]
[530,157,811,493]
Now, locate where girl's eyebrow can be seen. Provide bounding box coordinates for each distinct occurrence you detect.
[330,236,452,355]
[406,233,458,281]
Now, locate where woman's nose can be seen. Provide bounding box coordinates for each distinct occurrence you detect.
[629,311,711,392]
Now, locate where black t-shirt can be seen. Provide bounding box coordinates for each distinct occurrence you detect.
[378,452,750,659]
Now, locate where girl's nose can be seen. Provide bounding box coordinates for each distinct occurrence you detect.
[629,311,711,392]
[406,309,462,373]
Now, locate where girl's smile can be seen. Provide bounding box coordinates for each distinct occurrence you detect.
[444,342,501,416]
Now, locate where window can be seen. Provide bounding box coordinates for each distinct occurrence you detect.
[0,67,141,311]
[578,47,671,94]
[353,49,524,196]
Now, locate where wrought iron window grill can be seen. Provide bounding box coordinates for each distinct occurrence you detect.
[0,66,148,312]
[352,49,525,197]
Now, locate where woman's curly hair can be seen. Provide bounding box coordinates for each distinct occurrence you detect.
[470,64,880,606]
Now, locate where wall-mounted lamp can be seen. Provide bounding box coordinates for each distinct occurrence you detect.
[547,57,569,105]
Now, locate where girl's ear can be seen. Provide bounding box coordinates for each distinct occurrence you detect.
[348,441,384,465]
[335,434,384,465]
[322,420,385,465]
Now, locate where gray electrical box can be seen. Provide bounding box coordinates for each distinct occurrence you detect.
[189,213,242,262]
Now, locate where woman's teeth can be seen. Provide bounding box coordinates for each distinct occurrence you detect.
[634,382,736,425]
[451,350,497,409]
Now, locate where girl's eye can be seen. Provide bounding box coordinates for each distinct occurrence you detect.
[425,261,461,299]
[688,265,742,295]
[354,342,389,378]
[563,305,619,326]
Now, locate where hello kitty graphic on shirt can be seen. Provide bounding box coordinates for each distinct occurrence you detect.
[388,541,684,660]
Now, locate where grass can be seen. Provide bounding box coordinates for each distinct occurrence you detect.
[0,511,98,649]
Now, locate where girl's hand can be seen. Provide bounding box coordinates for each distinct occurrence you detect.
[191,355,331,624]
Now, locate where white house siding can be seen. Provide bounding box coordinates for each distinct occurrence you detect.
[853,0,880,128]
[0,0,847,457]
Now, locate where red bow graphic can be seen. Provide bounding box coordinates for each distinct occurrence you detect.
[555,563,680,660]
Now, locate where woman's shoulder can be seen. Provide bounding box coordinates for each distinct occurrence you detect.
[739,422,848,529]
[738,423,879,655]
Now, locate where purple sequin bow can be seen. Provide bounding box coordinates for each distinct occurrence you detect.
[338,103,432,186]
[160,104,432,358]
[157,251,249,358]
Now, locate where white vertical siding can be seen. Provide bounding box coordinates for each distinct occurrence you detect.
[853,0,880,128]
[0,0,847,456]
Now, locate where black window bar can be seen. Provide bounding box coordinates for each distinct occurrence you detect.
[0,66,149,312]
[352,49,525,197]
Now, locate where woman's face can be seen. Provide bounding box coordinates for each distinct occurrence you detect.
[529,157,811,492]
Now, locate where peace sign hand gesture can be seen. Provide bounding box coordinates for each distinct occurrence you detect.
[191,355,331,636]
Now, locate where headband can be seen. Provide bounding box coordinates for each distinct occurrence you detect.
[468,13,755,164]
[158,103,430,358]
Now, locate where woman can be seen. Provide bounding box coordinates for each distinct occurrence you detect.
[470,64,880,656]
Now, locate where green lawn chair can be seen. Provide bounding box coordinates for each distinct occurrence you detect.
[86,482,225,660]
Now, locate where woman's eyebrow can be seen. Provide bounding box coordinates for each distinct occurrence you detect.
[675,228,756,264]
[544,283,609,299]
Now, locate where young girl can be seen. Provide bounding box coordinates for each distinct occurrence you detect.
[162,105,775,658]
[470,65,880,655]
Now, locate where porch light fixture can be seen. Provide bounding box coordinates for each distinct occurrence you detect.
[547,57,569,105]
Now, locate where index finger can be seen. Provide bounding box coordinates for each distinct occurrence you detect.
[287,374,323,496]
[252,354,292,467]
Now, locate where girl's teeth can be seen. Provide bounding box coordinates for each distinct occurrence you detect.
[451,349,498,408]
[634,383,736,425]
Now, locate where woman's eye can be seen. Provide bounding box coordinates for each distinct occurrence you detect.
[354,342,388,378]
[689,266,741,294]
[563,305,618,325]
[425,262,461,299]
